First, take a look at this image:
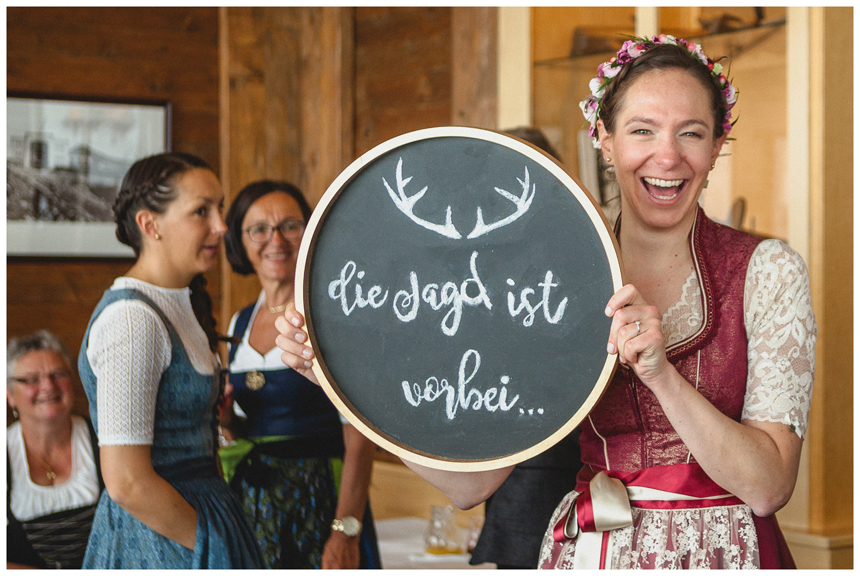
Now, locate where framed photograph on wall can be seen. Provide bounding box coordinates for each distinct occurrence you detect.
[7,94,171,257]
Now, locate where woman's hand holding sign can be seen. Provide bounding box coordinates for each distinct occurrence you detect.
[274,303,319,385]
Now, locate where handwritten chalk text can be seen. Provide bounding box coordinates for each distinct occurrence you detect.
[401,349,522,420]
[326,252,569,336]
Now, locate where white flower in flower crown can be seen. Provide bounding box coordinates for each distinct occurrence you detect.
[589,77,606,99]
[579,98,593,123]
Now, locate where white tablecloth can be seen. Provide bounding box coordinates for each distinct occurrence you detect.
[376,517,496,569]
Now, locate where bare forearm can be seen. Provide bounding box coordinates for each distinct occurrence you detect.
[649,368,801,516]
[336,425,375,520]
[101,446,198,549]
[322,426,374,569]
[401,459,513,510]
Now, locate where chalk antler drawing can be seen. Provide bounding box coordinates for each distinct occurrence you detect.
[467,166,534,239]
[383,157,535,240]
[383,157,462,239]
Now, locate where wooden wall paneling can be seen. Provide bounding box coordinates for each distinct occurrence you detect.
[6,258,132,417]
[451,7,498,129]
[7,7,221,419]
[8,7,221,167]
[299,7,356,205]
[354,7,453,155]
[220,7,355,326]
[264,10,303,182]
[222,7,288,323]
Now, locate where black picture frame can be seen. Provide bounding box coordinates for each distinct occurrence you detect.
[7,92,171,257]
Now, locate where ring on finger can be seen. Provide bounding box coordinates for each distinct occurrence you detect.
[634,320,641,336]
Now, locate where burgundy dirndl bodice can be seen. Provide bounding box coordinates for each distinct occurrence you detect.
[580,207,762,472]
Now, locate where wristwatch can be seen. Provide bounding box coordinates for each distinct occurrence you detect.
[331,516,362,537]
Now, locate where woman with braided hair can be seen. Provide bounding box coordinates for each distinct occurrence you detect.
[78,152,263,568]
[275,36,815,569]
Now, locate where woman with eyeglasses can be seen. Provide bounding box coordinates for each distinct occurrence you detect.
[220,180,381,569]
[6,330,103,569]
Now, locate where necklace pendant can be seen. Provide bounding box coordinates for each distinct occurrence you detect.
[245,370,266,391]
[46,470,57,481]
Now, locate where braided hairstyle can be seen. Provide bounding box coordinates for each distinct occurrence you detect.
[598,43,729,142]
[114,152,221,352]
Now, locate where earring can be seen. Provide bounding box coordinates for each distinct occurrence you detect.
[711,163,716,170]
[605,156,612,164]
[154,233,161,240]
[12,407,18,419]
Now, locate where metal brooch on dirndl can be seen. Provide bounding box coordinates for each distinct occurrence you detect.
[245,370,266,391]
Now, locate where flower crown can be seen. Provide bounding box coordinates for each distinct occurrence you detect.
[579,34,738,149]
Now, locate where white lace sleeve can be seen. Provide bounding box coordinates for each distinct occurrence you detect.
[742,240,816,438]
[86,300,172,445]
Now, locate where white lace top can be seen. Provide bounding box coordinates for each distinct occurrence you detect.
[7,416,100,521]
[86,277,219,446]
[661,239,816,438]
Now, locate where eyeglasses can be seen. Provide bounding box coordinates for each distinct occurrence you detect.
[243,218,305,244]
[9,370,72,386]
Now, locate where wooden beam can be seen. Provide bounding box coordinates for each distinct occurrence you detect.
[219,7,355,327]
[300,7,355,205]
[451,7,498,128]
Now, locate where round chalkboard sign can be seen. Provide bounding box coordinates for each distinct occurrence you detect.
[296,127,622,471]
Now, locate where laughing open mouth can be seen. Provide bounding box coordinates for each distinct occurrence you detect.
[643,177,685,200]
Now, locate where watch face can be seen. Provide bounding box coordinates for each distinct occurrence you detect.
[341,516,361,536]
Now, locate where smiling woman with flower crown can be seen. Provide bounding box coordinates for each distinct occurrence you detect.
[532,35,816,568]
[274,35,816,569]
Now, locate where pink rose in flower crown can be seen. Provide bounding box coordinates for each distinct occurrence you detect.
[615,40,638,66]
[625,41,644,59]
[723,84,737,107]
[597,61,620,80]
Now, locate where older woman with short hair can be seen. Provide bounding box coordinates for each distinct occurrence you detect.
[7,330,102,569]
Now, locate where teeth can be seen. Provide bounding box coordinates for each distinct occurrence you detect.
[644,177,683,188]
